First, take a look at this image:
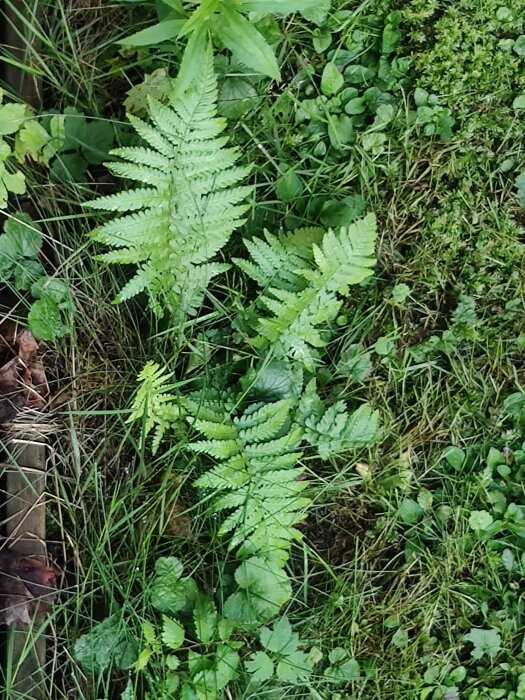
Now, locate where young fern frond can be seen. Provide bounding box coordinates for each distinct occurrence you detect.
[127,361,183,453]
[87,48,252,330]
[192,399,309,562]
[238,214,377,370]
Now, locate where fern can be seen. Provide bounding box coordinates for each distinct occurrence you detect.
[127,361,183,453]
[238,214,377,370]
[87,48,252,329]
[192,398,309,562]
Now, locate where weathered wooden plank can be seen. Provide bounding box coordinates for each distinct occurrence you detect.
[1,421,51,700]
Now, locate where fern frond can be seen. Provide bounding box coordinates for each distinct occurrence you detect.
[86,48,252,331]
[127,361,184,453]
[241,214,377,370]
[192,399,308,561]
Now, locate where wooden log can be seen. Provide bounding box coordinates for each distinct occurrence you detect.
[1,415,55,699]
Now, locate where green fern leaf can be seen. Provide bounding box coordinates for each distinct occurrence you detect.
[240,215,377,370]
[87,48,252,330]
[192,399,308,560]
[304,401,380,459]
[127,361,184,453]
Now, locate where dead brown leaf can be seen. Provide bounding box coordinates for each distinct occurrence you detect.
[0,329,49,424]
[0,549,59,627]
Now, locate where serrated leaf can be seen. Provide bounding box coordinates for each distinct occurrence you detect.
[151,557,189,614]
[161,615,185,650]
[260,616,297,654]
[0,102,27,135]
[74,616,137,674]
[246,651,274,682]
[324,648,360,683]
[193,595,217,644]
[276,650,311,684]
[464,628,501,660]
[28,297,71,341]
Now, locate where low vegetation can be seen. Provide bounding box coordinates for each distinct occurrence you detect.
[0,0,524,698]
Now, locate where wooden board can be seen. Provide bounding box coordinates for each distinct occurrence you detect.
[1,423,50,700]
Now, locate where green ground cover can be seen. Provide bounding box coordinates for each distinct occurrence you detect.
[0,0,524,698]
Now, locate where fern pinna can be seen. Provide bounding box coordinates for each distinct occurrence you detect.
[87,49,252,328]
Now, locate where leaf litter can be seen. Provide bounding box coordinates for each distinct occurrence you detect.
[0,325,49,423]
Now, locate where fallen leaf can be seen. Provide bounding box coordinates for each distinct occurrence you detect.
[0,549,58,626]
[0,328,49,423]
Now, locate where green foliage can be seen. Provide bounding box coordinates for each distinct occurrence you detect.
[464,628,502,661]
[239,214,377,370]
[192,397,307,557]
[74,615,138,673]
[0,89,63,208]
[118,0,327,84]
[44,107,116,182]
[0,213,73,340]
[289,10,410,163]
[89,48,252,329]
[127,362,183,453]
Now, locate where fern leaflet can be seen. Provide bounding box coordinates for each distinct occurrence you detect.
[87,49,252,329]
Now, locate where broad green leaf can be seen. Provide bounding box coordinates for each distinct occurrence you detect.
[328,114,354,148]
[3,212,42,258]
[171,26,209,98]
[243,0,320,13]
[260,616,297,654]
[464,628,502,660]
[73,616,137,674]
[442,445,465,471]
[320,195,365,227]
[193,595,216,644]
[31,277,69,303]
[245,651,274,682]
[216,6,280,80]
[321,63,343,96]
[161,615,185,650]
[28,297,71,341]
[218,77,258,119]
[276,650,311,684]
[0,103,27,135]
[312,29,332,54]
[151,557,189,614]
[214,644,240,689]
[14,120,51,162]
[324,648,360,683]
[118,19,183,46]
[513,35,525,56]
[398,498,423,525]
[275,167,304,202]
[468,510,493,533]
[124,69,173,116]
[513,95,525,110]
[2,169,26,196]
